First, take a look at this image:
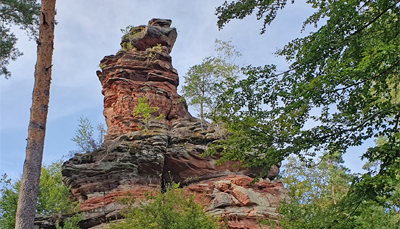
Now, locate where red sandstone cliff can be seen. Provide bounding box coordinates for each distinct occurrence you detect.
[33,19,287,229]
[96,18,191,140]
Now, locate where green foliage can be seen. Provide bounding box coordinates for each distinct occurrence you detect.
[177,96,186,104]
[278,154,352,228]
[353,203,400,229]
[56,214,82,229]
[99,63,106,69]
[150,43,162,53]
[0,0,41,78]
[147,44,163,65]
[36,161,79,217]
[110,183,219,229]
[0,162,79,229]
[120,25,135,35]
[121,42,136,51]
[133,96,165,131]
[182,39,241,120]
[274,154,400,228]
[211,0,400,209]
[0,174,19,228]
[120,25,145,51]
[71,116,94,153]
[71,116,106,154]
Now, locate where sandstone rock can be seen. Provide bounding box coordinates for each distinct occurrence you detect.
[185,175,287,229]
[120,18,177,54]
[212,192,233,208]
[98,19,190,141]
[59,124,283,228]
[35,19,285,229]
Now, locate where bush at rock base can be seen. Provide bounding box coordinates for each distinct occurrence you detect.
[110,183,220,229]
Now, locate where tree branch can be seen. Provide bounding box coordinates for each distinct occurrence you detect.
[315,111,381,141]
[330,58,400,94]
[351,1,399,36]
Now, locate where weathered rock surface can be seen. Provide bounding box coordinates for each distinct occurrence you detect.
[120,18,177,54]
[97,18,190,140]
[60,121,282,228]
[186,175,287,229]
[35,19,286,229]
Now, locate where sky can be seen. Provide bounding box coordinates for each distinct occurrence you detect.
[0,0,374,181]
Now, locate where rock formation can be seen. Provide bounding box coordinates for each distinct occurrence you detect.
[40,19,287,229]
[96,18,190,140]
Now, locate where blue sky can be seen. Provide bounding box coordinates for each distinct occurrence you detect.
[0,0,372,181]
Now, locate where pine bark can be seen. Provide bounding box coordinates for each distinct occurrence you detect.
[15,0,56,228]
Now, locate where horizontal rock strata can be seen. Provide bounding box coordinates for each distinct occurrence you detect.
[96,18,190,140]
[35,19,286,229]
[60,120,282,228]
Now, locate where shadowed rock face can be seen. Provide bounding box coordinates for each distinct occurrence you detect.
[45,19,286,229]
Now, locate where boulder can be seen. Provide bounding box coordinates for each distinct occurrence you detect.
[186,175,287,229]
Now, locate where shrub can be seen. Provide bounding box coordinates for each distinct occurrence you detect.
[111,183,219,229]
[0,161,80,229]
[133,96,164,131]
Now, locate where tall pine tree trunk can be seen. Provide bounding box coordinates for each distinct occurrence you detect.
[15,1,56,228]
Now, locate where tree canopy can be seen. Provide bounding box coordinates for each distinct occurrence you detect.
[182,39,241,120]
[132,96,165,131]
[274,153,400,228]
[211,0,400,214]
[0,0,41,78]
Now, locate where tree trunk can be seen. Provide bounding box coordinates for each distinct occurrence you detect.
[200,99,204,120]
[200,76,205,121]
[15,1,56,228]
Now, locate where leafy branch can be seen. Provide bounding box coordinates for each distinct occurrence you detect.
[133,96,165,131]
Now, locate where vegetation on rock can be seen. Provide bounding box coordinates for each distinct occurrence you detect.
[133,96,165,131]
[111,183,219,229]
[70,116,106,154]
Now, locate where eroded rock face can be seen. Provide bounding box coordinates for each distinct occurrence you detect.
[187,175,287,229]
[45,19,286,229]
[61,120,282,228]
[97,18,191,140]
[120,18,177,54]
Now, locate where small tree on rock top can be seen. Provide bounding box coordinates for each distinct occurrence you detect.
[70,117,106,155]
